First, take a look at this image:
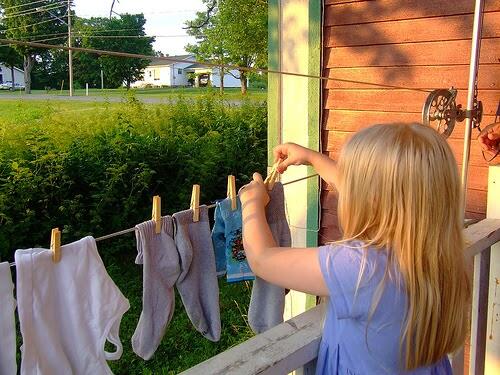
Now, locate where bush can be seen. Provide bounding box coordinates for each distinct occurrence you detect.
[0,94,267,260]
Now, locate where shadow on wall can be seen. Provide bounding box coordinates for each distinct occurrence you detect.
[321,0,497,84]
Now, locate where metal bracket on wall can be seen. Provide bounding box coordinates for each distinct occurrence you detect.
[422,87,483,138]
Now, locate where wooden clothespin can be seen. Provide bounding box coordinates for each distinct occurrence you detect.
[190,184,200,222]
[152,195,161,234]
[264,162,280,191]
[227,175,237,211]
[50,228,61,263]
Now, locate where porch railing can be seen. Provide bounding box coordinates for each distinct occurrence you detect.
[181,218,500,375]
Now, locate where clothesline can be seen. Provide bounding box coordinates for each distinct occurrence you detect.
[8,173,319,267]
[0,38,432,93]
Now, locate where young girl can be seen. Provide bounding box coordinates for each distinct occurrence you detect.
[239,123,471,374]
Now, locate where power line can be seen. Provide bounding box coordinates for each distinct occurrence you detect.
[1,1,67,18]
[1,0,49,12]
[0,31,187,40]
[1,2,67,19]
[1,31,68,38]
[0,16,62,32]
[0,28,144,38]
[0,35,64,48]
[0,38,433,93]
[76,9,200,18]
[73,34,185,39]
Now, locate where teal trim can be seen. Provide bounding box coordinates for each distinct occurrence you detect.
[267,0,280,167]
[306,0,321,253]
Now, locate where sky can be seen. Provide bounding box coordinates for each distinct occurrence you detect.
[74,0,206,56]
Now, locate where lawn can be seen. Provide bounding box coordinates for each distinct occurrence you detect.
[0,86,268,101]
[0,99,121,120]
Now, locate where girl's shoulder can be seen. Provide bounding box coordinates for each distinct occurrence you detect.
[319,240,389,269]
[318,240,399,320]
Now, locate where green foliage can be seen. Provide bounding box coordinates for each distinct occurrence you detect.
[73,14,155,89]
[185,0,268,94]
[0,0,69,92]
[0,94,267,260]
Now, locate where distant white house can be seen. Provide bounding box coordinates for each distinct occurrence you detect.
[0,63,24,85]
[131,54,244,88]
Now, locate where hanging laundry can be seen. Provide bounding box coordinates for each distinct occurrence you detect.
[132,217,180,360]
[211,199,227,276]
[248,182,292,334]
[0,262,16,375]
[173,206,221,342]
[212,197,254,282]
[15,236,130,375]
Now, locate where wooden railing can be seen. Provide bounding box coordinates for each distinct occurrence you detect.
[182,219,500,375]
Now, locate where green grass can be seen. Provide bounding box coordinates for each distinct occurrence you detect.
[0,87,268,101]
[0,99,121,121]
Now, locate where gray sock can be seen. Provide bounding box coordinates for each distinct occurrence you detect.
[173,206,221,342]
[132,216,180,360]
[248,182,291,333]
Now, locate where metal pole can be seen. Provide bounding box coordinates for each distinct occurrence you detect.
[68,0,74,97]
[461,0,484,215]
[101,69,104,90]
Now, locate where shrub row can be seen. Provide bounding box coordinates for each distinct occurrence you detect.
[0,95,267,260]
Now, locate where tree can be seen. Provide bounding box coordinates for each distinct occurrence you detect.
[217,0,267,94]
[75,14,154,89]
[0,0,68,93]
[186,1,230,94]
[185,0,268,95]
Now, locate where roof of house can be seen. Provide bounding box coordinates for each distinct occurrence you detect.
[184,63,209,69]
[147,54,194,67]
[0,63,23,73]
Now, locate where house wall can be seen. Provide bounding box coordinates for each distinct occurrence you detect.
[211,69,244,88]
[134,65,171,87]
[321,0,500,242]
[170,62,194,86]
[0,64,24,85]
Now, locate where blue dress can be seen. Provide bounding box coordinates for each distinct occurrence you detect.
[316,242,453,375]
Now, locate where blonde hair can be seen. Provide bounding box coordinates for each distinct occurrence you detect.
[336,123,471,370]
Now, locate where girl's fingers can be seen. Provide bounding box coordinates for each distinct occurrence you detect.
[253,172,264,184]
[277,158,293,173]
[273,145,286,162]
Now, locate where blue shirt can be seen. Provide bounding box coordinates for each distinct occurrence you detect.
[316,242,452,375]
[211,197,254,282]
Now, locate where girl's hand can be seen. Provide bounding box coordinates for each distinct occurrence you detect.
[273,143,313,173]
[239,173,270,209]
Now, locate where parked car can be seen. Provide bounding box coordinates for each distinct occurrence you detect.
[0,81,25,90]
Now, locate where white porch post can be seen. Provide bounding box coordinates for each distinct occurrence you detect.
[485,165,500,374]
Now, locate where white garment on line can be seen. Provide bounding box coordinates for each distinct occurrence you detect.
[15,236,130,375]
[0,262,17,375]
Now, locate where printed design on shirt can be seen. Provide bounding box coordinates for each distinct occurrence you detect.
[229,229,246,262]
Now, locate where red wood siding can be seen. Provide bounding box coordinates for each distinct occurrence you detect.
[321,0,500,243]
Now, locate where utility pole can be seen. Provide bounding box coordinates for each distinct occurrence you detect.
[68,0,74,97]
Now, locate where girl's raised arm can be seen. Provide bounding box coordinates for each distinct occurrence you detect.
[240,173,329,297]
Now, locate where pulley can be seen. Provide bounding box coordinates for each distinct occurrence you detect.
[421,88,483,138]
